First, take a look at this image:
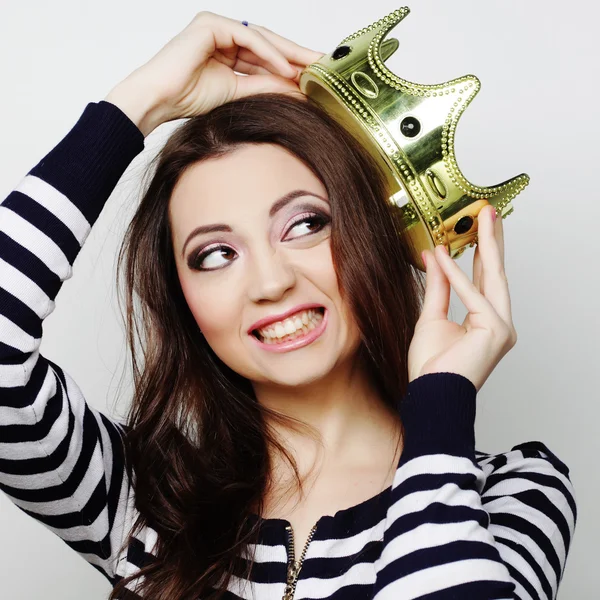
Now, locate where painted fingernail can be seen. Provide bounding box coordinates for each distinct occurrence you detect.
[491,208,497,222]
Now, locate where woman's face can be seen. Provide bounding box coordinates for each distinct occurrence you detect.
[169,143,361,388]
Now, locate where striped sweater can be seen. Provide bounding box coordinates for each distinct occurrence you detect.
[0,100,576,599]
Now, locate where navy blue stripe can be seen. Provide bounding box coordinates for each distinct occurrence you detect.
[416,580,517,599]
[392,470,479,498]
[496,534,548,599]
[0,365,68,445]
[0,382,102,507]
[0,285,42,339]
[126,536,155,569]
[303,584,374,599]
[0,228,60,300]
[0,340,31,368]
[66,533,114,561]
[488,486,572,554]
[382,540,506,578]
[485,470,577,529]
[19,475,108,528]
[2,190,81,264]
[0,357,75,475]
[513,441,571,478]
[385,502,490,538]
[490,510,561,585]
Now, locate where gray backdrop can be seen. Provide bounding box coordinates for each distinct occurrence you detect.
[0,0,597,597]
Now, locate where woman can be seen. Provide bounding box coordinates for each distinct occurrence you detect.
[0,11,576,600]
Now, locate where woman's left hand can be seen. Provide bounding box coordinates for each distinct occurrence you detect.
[407,204,518,392]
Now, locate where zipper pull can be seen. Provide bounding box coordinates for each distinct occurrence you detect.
[281,522,318,600]
[287,560,301,582]
[282,561,301,600]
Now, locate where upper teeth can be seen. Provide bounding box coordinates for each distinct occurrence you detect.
[256,309,323,339]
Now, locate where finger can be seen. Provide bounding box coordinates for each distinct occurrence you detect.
[233,72,302,100]
[232,48,306,78]
[473,244,482,293]
[473,205,502,294]
[418,248,451,323]
[435,241,513,331]
[476,205,504,268]
[230,56,278,77]
[215,22,297,79]
[494,207,505,269]
[251,24,325,66]
[476,205,512,324]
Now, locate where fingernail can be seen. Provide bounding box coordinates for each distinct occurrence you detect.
[491,208,497,222]
[440,245,449,255]
[421,250,427,268]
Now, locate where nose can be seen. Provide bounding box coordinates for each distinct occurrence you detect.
[246,246,297,303]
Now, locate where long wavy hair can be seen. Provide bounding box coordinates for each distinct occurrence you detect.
[110,93,425,599]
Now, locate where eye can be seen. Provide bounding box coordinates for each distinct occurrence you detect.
[283,212,330,240]
[188,244,237,271]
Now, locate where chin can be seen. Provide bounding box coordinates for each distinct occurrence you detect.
[262,365,335,388]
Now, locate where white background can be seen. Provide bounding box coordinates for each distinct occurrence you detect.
[0,0,598,598]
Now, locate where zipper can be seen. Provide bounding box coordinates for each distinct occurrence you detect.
[281,522,318,600]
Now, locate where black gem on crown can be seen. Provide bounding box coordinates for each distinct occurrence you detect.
[332,45,352,60]
[454,216,474,235]
[400,116,421,138]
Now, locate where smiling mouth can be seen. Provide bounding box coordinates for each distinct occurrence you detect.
[252,307,325,344]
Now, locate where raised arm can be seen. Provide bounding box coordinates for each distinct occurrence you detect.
[372,372,576,599]
[0,101,145,582]
[1,12,322,588]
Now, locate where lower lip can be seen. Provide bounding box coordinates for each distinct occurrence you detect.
[250,310,328,354]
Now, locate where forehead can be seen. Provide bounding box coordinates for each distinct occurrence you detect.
[168,143,326,228]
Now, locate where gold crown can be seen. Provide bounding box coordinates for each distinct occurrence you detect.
[299,6,530,271]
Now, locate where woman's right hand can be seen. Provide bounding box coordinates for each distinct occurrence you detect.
[104,11,324,136]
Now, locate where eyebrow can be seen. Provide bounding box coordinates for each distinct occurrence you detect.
[180,189,328,258]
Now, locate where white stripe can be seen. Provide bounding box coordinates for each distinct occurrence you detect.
[493,536,544,600]
[5,438,105,517]
[394,454,485,489]
[246,541,288,563]
[0,206,72,279]
[376,521,497,570]
[297,560,376,598]
[0,256,52,319]
[0,365,72,459]
[93,407,116,490]
[27,501,110,543]
[0,312,36,355]
[387,483,485,523]
[477,454,499,469]
[15,175,91,244]
[0,349,39,388]
[372,558,512,599]
[492,522,558,595]
[306,519,386,559]
[0,361,56,426]
[486,494,567,564]
[486,456,575,512]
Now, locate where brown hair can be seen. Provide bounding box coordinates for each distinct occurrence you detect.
[111,93,425,599]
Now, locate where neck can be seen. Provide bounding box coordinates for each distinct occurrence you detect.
[252,357,402,477]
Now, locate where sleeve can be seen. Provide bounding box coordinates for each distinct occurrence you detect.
[371,372,576,600]
[0,100,145,584]
[477,441,576,600]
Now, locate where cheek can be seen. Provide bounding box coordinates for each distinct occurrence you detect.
[178,274,241,340]
[312,244,359,337]
[302,241,339,295]
[299,243,358,335]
